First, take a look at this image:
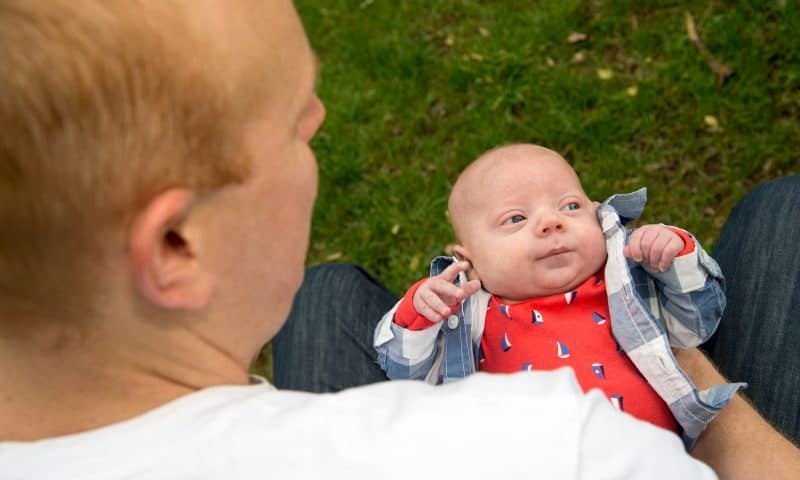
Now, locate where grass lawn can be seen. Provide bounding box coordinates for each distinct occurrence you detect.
[254,0,799,378]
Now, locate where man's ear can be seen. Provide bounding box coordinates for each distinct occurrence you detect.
[128,188,214,310]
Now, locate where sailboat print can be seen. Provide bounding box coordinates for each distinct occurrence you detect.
[521,362,534,371]
[592,363,605,380]
[565,291,577,304]
[501,332,512,352]
[610,394,624,411]
[556,340,570,358]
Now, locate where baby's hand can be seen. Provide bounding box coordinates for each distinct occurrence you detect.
[413,260,482,323]
[624,224,685,272]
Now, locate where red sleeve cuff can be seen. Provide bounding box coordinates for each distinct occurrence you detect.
[394,279,437,330]
[667,227,696,257]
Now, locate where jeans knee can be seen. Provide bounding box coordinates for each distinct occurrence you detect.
[722,176,799,236]
[740,176,800,212]
[303,263,369,289]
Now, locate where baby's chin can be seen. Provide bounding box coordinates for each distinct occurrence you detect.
[496,275,589,302]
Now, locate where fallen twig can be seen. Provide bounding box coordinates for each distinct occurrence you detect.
[685,12,734,87]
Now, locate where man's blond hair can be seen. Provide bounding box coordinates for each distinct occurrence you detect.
[0,1,270,321]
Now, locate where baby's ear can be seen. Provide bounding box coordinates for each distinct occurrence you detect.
[453,245,482,282]
[453,244,471,263]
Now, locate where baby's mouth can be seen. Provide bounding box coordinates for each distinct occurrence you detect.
[538,247,571,260]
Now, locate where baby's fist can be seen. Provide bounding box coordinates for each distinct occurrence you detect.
[624,224,685,272]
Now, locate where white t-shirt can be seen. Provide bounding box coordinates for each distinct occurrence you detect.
[0,369,716,479]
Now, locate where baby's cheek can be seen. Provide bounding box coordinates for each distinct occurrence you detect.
[587,234,608,271]
[478,269,515,298]
[470,264,494,290]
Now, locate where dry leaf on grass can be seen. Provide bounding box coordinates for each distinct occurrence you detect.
[704,115,721,132]
[597,68,613,80]
[409,255,421,271]
[567,32,588,43]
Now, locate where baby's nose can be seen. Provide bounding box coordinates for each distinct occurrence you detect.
[537,214,564,236]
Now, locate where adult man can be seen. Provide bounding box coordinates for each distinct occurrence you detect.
[0,1,795,478]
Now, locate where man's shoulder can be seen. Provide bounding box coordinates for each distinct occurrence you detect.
[0,375,712,479]
[257,371,588,476]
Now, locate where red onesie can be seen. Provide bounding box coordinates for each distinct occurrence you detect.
[394,231,695,434]
[479,272,679,433]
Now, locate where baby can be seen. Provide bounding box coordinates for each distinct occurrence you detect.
[374,144,744,448]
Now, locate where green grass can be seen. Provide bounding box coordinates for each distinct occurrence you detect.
[253,0,799,378]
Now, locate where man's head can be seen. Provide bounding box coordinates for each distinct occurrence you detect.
[449,144,606,302]
[0,0,324,366]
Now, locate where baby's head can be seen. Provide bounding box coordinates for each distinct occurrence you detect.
[448,144,607,302]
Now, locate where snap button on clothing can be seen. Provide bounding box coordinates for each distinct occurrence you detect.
[447,315,459,329]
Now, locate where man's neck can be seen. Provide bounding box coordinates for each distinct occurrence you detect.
[0,322,251,442]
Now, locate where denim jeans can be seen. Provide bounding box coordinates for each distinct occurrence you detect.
[704,176,800,442]
[273,175,800,443]
[272,264,394,392]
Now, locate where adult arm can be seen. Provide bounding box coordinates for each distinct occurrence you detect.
[676,348,800,480]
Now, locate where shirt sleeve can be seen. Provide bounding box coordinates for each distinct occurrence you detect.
[643,226,713,293]
[669,227,695,257]
[393,279,437,330]
[322,370,716,479]
[576,390,718,480]
[642,226,726,347]
[374,280,445,381]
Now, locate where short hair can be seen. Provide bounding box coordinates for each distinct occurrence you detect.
[0,0,268,322]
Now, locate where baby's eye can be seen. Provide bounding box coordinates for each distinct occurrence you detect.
[561,202,580,212]
[503,214,527,225]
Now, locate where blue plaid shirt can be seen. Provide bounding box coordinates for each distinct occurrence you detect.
[374,189,745,449]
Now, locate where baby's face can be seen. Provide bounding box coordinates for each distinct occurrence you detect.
[451,147,606,302]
